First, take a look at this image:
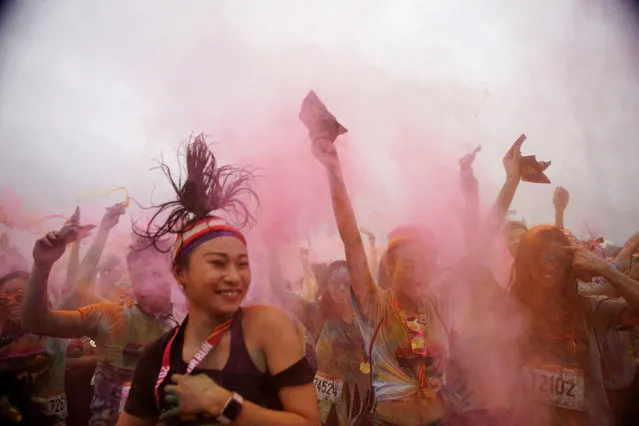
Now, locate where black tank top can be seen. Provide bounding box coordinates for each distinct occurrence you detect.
[124,307,314,425]
[160,309,282,415]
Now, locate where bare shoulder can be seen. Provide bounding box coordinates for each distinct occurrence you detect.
[242,305,305,368]
[243,304,295,331]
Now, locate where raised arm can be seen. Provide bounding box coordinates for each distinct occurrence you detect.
[65,240,80,287]
[553,187,569,229]
[265,241,320,334]
[459,146,481,248]
[359,228,379,281]
[467,136,523,256]
[62,203,125,308]
[297,248,319,302]
[309,131,379,313]
[22,227,97,338]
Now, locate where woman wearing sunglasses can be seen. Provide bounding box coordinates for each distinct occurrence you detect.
[112,135,320,426]
[510,225,639,426]
[310,129,525,425]
[269,252,373,426]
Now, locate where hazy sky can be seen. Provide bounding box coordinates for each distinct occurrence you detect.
[1,0,639,258]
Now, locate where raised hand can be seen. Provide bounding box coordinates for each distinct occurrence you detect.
[33,230,70,267]
[459,147,480,196]
[503,134,525,181]
[101,202,126,230]
[360,227,376,242]
[298,247,310,265]
[458,146,481,170]
[33,211,96,267]
[553,187,570,211]
[310,131,340,171]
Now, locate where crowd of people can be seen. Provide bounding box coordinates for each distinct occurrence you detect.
[1,122,639,426]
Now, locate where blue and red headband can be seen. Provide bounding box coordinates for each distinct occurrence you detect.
[173,216,246,263]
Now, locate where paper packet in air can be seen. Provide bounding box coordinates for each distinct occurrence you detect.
[299,91,347,142]
[520,155,551,184]
[58,224,96,245]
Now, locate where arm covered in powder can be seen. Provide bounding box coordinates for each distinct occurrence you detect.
[22,228,98,338]
[467,136,523,257]
[61,204,125,308]
[458,147,481,249]
[310,131,381,316]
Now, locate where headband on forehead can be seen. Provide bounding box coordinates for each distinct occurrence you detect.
[387,226,437,252]
[173,216,246,262]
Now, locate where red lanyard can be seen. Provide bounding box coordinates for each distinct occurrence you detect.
[154,317,233,408]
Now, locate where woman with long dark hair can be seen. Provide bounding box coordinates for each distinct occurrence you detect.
[115,135,319,425]
[269,253,373,426]
[510,225,639,426]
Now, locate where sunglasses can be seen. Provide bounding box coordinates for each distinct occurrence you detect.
[405,314,428,356]
[327,278,349,289]
[546,253,571,265]
[0,290,24,307]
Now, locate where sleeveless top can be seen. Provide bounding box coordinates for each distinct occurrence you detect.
[125,308,314,425]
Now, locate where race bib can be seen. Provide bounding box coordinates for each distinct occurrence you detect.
[119,383,131,412]
[313,372,343,403]
[522,365,585,411]
[39,393,68,419]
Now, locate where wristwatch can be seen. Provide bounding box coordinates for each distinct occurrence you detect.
[216,392,244,424]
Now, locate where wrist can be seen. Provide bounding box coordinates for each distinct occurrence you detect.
[599,262,619,280]
[325,162,342,176]
[204,389,232,417]
[215,391,244,424]
[32,262,53,275]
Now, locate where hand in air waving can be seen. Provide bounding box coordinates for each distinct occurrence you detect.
[310,131,340,170]
[101,202,126,230]
[33,209,95,267]
[459,146,480,195]
[298,247,310,265]
[553,187,570,211]
[459,146,481,170]
[33,230,72,267]
[503,134,525,181]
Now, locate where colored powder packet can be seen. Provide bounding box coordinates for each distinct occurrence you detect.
[520,155,551,184]
[299,91,348,143]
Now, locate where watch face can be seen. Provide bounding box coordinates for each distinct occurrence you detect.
[224,396,243,421]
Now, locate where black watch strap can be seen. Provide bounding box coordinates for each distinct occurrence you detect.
[216,392,244,424]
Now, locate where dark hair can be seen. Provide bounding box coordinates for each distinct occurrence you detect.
[0,271,29,291]
[134,134,259,255]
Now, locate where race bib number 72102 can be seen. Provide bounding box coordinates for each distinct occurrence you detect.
[313,372,343,403]
[39,393,68,419]
[522,366,585,411]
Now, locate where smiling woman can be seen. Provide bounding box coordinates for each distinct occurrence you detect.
[117,134,320,426]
